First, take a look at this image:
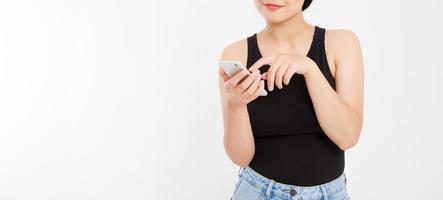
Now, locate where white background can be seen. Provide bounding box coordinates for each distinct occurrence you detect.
[1,0,442,199]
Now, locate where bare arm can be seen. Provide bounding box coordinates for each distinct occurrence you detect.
[218,39,260,166]
[303,29,364,150]
[220,95,255,166]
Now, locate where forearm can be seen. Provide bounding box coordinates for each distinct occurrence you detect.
[303,65,362,150]
[223,101,255,166]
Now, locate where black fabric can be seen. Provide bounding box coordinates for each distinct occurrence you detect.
[302,0,313,11]
[245,25,344,186]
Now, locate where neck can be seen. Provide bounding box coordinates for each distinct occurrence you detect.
[262,12,312,45]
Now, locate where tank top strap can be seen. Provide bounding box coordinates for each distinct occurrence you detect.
[313,25,325,41]
[310,25,336,89]
[246,33,262,68]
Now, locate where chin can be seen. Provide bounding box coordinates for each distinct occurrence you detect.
[260,12,297,24]
[262,14,289,24]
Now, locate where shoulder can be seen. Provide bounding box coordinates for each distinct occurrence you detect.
[324,28,363,64]
[325,28,360,47]
[219,37,248,65]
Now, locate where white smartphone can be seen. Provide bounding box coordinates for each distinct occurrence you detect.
[218,60,267,96]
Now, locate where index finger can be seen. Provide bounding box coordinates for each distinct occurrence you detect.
[225,69,249,87]
[249,57,275,72]
[218,67,230,81]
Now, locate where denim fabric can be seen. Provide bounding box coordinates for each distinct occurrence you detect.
[231,166,350,200]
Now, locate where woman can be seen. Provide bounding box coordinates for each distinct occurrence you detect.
[218,0,363,199]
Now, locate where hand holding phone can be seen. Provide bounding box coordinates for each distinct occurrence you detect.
[218,60,267,97]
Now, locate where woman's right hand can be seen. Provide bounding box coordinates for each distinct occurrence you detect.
[219,67,265,106]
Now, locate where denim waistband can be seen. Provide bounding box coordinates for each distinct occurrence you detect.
[237,166,347,199]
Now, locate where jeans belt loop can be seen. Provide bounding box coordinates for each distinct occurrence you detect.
[238,166,245,178]
[266,179,275,197]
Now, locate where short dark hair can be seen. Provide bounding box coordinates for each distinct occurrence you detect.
[302,0,313,11]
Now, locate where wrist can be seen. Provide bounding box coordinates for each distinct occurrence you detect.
[228,100,247,110]
[303,58,318,79]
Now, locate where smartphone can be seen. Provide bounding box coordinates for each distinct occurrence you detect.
[218,60,267,96]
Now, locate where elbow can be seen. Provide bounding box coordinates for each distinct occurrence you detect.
[338,116,363,150]
[338,136,358,150]
[229,147,255,167]
[223,138,255,167]
[228,152,254,167]
[232,158,252,167]
[338,129,362,150]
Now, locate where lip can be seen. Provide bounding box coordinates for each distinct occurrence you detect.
[263,2,283,11]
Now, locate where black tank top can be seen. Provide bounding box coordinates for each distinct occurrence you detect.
[246,25,345,186]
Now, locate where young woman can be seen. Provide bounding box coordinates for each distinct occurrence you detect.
[218,0,364,199]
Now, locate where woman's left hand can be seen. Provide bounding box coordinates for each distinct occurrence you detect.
[249,54,316,91]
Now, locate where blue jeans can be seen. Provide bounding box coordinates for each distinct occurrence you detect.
[231,166,350,200]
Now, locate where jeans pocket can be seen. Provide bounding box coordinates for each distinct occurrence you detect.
[234,177,244,191]
[232,172,246,198]
[232,178,264,200]
[343,186,351,200]
[329,187,350,200]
